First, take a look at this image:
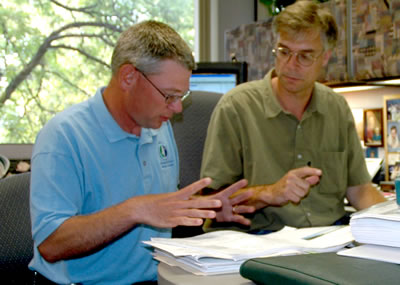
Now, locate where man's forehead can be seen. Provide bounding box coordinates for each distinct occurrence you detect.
[276,29,323,50]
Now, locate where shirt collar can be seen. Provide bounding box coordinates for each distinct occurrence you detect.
[263,69,325,119]
[263,69,283,119]
[89,87,158,143]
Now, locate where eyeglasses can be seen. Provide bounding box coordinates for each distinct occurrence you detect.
[272,47,324,67]
[139,70,191,105]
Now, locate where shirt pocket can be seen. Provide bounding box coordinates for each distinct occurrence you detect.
[317,151,347,195]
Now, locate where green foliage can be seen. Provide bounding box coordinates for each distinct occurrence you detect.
[259,0,329,16]
[0,0,194,143]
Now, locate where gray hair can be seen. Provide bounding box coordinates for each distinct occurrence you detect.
[272,0,338,50]
[111,20,195,75]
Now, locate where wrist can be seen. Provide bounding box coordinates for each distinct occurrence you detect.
[248,185,270,209]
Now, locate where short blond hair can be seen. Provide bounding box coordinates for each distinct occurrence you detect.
[273,0,338,50]
[111,20,195,75]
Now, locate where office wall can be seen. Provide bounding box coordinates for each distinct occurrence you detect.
[339,87,400,109]
[208,0,254,61]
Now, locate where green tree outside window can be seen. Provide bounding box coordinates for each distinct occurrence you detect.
[0,0,194,143]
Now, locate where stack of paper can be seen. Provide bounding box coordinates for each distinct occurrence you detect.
[144,226,353,275]
[348,200,400,247]
[338,200,400,264]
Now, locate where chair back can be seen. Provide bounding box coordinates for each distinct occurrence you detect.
[0,172,34,284]
[171,91,223,188]
[171,91,223,237]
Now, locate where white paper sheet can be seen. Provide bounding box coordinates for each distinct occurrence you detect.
[338,244,400,264]
[144,226,354,275]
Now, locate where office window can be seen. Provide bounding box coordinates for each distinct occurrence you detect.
[0,0,194,143]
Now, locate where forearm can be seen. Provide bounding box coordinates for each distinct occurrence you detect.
[39,198,138,263]
[346,183,386,211]
[38,179,224,262]
[242,185,271,210]
[229,184,283,210]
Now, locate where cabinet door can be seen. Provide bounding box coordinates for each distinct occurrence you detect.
[352,0,400,80]
[225,19,276,82]
[320,0,349,84]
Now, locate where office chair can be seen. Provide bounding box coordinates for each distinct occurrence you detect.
[171,90,223,237]
[0,172,34,284]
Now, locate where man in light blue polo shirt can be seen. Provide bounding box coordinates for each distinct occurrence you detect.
[29,20,254,285]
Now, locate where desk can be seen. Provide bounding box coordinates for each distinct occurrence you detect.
[157,263,255,285]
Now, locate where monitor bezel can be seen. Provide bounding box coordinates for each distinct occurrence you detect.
[192,62,248,85]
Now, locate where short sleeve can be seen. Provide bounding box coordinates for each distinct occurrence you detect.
[200,96,244,190]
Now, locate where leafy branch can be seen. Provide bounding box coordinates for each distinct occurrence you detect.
[0,21,121,106]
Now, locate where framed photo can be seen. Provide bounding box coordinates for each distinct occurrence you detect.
[383,95,400,180]
[365,147,379,158]
[363,108,383,147]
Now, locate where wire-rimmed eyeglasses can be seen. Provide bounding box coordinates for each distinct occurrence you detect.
[272,47,324,67]
[139,70,191,105]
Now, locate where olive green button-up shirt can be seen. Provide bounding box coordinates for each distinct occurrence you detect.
[200,69,370,232]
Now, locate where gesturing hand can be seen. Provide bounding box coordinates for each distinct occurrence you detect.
[132,178,224,228]
[259,166,322,206]
[208,179,255,226]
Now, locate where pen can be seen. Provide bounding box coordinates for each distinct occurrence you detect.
[302,226,345,240]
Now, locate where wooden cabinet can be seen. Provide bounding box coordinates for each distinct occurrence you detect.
[352,0,400,80]
[225,19,276,81]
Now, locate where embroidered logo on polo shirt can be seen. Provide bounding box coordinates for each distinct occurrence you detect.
[159,143,174,168]
[159,145,168,159]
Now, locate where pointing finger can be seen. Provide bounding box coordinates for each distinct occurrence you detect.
[175,177,213,199]
[214,179,248,199]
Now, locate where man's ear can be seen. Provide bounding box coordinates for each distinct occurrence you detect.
[118,64,137,91]
[322,50,332,67]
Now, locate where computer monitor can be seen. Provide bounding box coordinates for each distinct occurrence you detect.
[190,62,247,94]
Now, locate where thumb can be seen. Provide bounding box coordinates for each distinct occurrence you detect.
[305,175,320,186]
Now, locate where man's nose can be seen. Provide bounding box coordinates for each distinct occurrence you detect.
[168,99,183,113]
[285,53,300,67]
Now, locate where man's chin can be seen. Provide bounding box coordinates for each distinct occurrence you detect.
[148,121,164,130]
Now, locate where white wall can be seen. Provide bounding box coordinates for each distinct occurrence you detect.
[209,0,254,61]
[338,86,400,109]
[338,86,400,160]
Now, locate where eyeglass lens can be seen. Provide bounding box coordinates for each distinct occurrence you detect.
[273,47,320,66]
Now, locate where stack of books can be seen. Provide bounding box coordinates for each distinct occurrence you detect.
[144,225,354,275]
[338,200,400,263]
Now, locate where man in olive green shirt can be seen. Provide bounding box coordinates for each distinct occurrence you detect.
[200,1,385,233]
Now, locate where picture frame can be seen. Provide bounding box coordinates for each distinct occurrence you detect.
[383,95,400,180]
[363,108,384,147]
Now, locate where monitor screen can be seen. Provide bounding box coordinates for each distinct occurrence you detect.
[190,62,247,94]
[190,73,237,94]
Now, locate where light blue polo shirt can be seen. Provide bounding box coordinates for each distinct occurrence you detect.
[29,87,179,284]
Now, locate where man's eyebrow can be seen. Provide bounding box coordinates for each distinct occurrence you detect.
[163,87,189,96]
[277,43,317,53]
